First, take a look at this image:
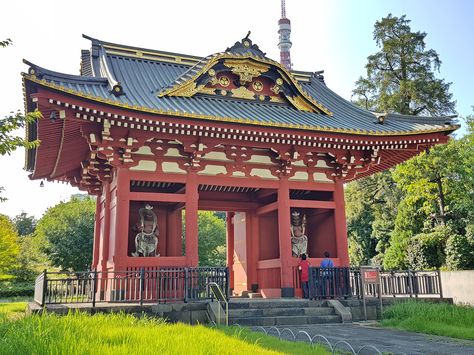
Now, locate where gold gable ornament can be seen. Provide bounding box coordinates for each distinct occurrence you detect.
[223,59,270,85]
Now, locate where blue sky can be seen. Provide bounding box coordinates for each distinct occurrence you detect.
[0,0,472,218]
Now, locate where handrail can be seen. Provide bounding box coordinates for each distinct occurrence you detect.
[207,281,228,326]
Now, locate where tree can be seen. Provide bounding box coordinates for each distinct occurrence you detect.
[345,171,402,266]
[197,211,226,266]
[0,214,20,275]
[35,196,95,271]
[1,39,42,201]
[352,14,455,116]
[13,212,37,236]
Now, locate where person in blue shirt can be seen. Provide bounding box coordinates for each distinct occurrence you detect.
[320,251,334,268]
[320,251,334,297]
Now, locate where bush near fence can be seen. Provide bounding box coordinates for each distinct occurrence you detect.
[0,280,34,298]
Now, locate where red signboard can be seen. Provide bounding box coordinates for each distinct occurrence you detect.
[362,269,379,284]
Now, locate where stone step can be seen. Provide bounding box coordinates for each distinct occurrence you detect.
[229,299,323,310]
[229,314,341,326]
[229,307,335,318]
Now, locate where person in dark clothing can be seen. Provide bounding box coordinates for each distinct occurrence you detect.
[298,254,310,299]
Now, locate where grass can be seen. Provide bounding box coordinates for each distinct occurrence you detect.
[0,305,329,355]
[382,300,474,340]
[0,302,27,321]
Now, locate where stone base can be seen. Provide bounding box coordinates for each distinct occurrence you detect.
[281,287,295,298]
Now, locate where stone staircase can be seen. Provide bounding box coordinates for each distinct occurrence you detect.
[228,299,342,326]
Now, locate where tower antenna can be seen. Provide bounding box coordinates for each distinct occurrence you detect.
[278,0,292,70]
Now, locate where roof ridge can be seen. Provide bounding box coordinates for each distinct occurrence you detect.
[23,59,108,84]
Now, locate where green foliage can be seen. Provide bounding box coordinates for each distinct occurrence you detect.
[13,212,37,237]
[36,196,95,271]
[0,312,328,354]
[382,300,474,340]
[445,225,474,270]
[11,233,49,281]
[0,38,12,48]
[0,215,20,275]
[406,225,451,270]
[383,200,423,269]
[0,281,34,298]
[197,211,226,266]
[352,14,455,116]
[345,172,402,266]
[0,110,42,156]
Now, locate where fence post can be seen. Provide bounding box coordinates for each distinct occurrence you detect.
[407,269,414,298]
[184,268,189,303]
[92,270,97,308]
[437,269,443,299]
[41,269,47,307]
[225,267,229,300]
[139,268,145,306]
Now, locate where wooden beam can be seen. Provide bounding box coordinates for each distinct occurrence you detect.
[256,201,278,215]
[128,191,186,203]
[255,188,277,200]
[198,200,259,211]
[289,200,336,209]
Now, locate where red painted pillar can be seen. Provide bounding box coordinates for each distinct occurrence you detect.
[334,181,350,266]
[92,196,102,270]
[248,211,260,292]
[226,212,235,291]
[185,172,199,266]
[101,181,111,272]
[278,176,294,297]
[113,168,130,269]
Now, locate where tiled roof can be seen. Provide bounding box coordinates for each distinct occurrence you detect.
[22,36,459,136]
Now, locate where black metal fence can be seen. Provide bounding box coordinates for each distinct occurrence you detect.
[308,267,352,299]
[34,267,228,307]
[308,268,442,300]
[350,269,443,298]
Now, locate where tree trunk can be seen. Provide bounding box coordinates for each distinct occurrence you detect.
[435,176,446,226]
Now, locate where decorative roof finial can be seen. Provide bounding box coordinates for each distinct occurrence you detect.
[278,0,292,70]
[244,31,251,40]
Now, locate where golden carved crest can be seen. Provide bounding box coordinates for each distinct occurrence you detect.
[230,86,256,100]
[223,59,269,85]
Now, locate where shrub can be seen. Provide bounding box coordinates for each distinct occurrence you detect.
[406,226,450,269]
[445,225,474,270]
[0,280,34,298]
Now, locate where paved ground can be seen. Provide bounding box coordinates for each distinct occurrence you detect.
[251,323,474,355]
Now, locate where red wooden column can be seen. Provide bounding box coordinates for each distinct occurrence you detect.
[100,181,112,271]
[248,211,260,293]
[278,176,294,297]
[334,181,350,266]
[113,168,130,270]
[92,196,102,270]
[226,212,235,291]
[185,172,199,266]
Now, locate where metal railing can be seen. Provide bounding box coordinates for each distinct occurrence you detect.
[351,269,442,298]
[306,268,442,300]
[34,267,228,307]
[308,267,352,299]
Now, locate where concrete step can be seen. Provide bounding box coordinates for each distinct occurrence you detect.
[229,299,322,309]
[248,293,262,299]
[229,314,341,326]
[229,306,335,318]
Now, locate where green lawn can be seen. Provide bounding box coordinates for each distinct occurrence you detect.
[382,300,474,340]
[0,303,328,355]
